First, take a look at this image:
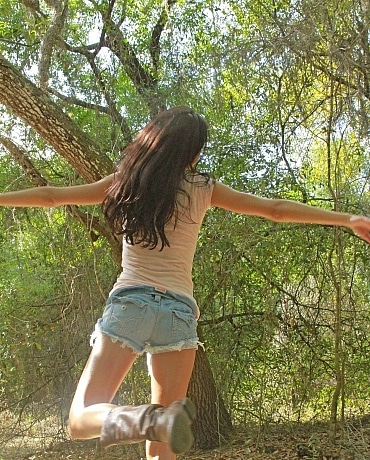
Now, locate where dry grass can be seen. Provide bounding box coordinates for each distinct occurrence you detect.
[1,413,370,460]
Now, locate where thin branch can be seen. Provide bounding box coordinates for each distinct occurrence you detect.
[66,204,122,264]
[48,87,116,115]
[199,311,264,327]
[61,40,132,143]
[86,52,133,143]
[0,136,48,186]
[0,134,122,264]
[38,0,68,90]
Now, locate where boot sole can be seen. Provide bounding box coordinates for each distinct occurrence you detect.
[169,398,196,454]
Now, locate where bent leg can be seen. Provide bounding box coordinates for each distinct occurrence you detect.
[68,332,137,439]
[147,348,196,460]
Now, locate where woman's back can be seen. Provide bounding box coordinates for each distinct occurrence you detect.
[111,173,214,301]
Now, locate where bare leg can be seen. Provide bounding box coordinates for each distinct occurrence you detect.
[146,349,196,460]
[68,332,137,439]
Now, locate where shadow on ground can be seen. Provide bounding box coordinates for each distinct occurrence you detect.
[2,417,370,460]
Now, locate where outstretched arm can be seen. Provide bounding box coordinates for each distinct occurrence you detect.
[0,174,114,208]
[211,181,370,244]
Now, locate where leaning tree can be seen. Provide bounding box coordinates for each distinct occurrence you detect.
[0,0,232,449]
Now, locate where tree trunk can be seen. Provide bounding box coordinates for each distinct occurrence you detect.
[188,326,233,449]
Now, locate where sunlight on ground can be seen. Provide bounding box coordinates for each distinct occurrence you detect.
[2,410,370,459]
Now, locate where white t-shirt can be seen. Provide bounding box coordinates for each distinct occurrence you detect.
[111,173,214,312]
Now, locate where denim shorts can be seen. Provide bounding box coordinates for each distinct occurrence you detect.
[93,286,200,355]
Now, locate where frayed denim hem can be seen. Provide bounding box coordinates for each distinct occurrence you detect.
[90,324,204,357]
[145,338,203,355]
[90,324,145,355]
[146,341,204,377]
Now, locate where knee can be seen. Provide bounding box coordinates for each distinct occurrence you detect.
[68,420,91,440]
[68,405,111,440]
[67,409,85,439]
[67,417,80,439]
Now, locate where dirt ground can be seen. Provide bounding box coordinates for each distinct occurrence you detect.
[2,417,370,460]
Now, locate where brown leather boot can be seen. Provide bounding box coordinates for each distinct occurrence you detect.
[100,397,196,454]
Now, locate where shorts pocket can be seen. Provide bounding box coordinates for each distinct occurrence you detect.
[172,309,197,341]
[106,294,148,336]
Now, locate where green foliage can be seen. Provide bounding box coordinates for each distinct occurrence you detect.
[1,0,370,446]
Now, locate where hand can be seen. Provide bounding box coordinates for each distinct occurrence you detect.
[349,215,370,244]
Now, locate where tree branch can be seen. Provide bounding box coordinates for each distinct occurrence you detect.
[66,205,122,264]
[38,0,68,90]
[102,4,166,115]
[0,134,122,264]
[60,39,133,144]
[0,136,48,186]
[150,0,177,71]
[47,87,114,114]
[0,54,113,182]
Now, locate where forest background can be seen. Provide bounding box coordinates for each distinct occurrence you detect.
[1,0,370,459]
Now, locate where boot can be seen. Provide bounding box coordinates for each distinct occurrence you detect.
[100,397,196,454]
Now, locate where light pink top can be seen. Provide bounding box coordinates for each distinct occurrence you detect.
[111,173,214,316]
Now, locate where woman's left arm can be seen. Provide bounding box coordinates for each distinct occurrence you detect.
[0,174,114,208]
[211,181,370,244]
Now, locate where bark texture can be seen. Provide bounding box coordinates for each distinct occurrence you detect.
[0,55,113,183]
[188,327,233,449]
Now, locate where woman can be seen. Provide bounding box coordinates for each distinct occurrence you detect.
[1,107,369,460]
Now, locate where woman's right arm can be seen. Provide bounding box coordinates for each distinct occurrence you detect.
[0,174,115,208]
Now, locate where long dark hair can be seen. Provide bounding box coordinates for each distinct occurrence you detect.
[102,106,209,249]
